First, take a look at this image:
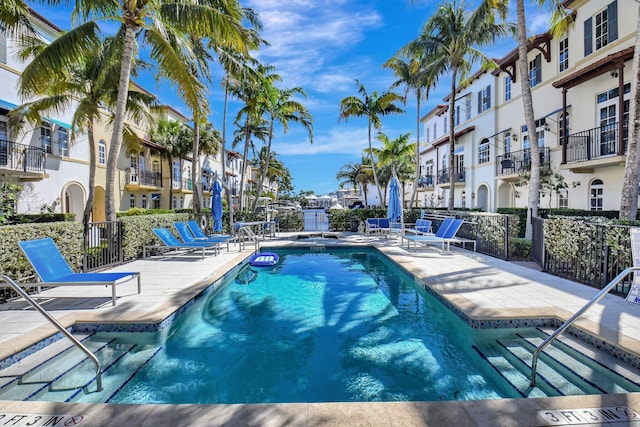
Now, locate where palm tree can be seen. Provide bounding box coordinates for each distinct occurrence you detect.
[255,146,290,198]
[373,132,415,206]
[336,161,363,193]
[46,0,259,221]
[152,119,192,209]
[404,0,511,211]
[11,34,152,232]
[620,11,640,219]
[251,85,313,212]
[339,80,404,206]
[382,56,430,208]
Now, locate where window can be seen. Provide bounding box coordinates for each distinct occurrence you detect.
[559,38,569,72]
[434,123,437,138]
[504,132,512,156]
[455,106,461,126]
[529,54,541,87]
[477,85,491,113]
[152,193,161,209]
[141,194,147,209]
[180,196,184,208]
[173,160,181,184]
[558,192,568,209]
[98,140,106,165]
[465,95,471,120]
[56,127,68,156]
[40,122,52,153]
[129,194,135,209]
[478,138,490,164]
[559,113,570,146]
[443,116,447,134]
[590,179,604,211]
[504,76,511,101]
[426,127,430,143]
[172,196,177,209]
[0,121,7,166]
[152,160,160,174]
[584,1,618,56]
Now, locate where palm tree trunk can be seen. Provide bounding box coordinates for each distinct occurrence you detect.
[517,0,540,239]
[252,117,275,212]
[238,119,251,211]
[105,23,136,222]
[409,89,421,208]
[82,120,97,235]
[222,84,234,227]
[619,8,640,219]
[192,121,202,217]
[448,67,457,210]
[368,121,384,207]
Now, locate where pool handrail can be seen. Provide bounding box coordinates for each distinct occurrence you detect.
[530,265,640,387]
[0,274,103,392]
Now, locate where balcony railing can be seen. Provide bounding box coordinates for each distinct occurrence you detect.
[495,147,551,176]
[418,175,434,188]
[0,139,46,173]
[127,168,163,187]
[437,167,465,184]
[172,177,193,191]
[565,122,628,163]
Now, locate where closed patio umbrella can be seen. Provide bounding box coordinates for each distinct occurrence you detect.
[212,180,223,232]
[387,176,402,223]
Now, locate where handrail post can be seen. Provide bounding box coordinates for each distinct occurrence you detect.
[1,275,103,392]
[530,266,640,387]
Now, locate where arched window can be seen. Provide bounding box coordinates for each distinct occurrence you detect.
[172,196,177,209]
[478,138,490,164]
[56,127,68,156]
[590,179,604,211]
[141,194,147,209]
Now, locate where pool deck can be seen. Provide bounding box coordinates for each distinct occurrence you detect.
[2,232,640,426]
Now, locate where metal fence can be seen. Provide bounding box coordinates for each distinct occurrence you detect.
[83,221,124,271]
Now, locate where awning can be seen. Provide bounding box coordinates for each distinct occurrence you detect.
[488,128,511,138]
[47,118,72,129]
[151,193,160,200]
[0,99,17,112]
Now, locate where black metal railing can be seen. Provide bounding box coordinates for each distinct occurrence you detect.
[565,121,628,163]
[127,168,162,187]
[437,168,465,184]
[496,147,551,176]
[0,139,46,173]
[418,175,434,188]
[83,221,123,271]
[172,177,193,191]
[531,216,544,265]
[541,220,632,295]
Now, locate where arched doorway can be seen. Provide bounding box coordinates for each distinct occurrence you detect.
[61,182,86,222]
[476,184,490,211]
[93,186,106,222]
[497,182,515,209]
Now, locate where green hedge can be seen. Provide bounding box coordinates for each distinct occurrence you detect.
[120,213,190,261]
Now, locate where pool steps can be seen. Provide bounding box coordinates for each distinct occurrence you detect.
[473,328,640,398]
[1,327,640,402]
[0,335,162,403]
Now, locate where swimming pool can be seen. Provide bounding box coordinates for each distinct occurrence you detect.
[2,247,639,405]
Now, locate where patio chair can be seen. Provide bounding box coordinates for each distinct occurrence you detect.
[404,219,464,252]
[187,220,232,240]
[177,222,235,251]
[404,219,433,236]
[145,228,220,259]
[18,237,141,306]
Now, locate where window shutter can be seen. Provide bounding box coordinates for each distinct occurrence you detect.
[608,1,618,43]
[0,32,6,64]
[477,91,482,113]
[486,86,491,109]
[535,55,542,84]
[584,17,593,56]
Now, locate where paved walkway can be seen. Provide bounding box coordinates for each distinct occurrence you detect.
[1,232,640,426]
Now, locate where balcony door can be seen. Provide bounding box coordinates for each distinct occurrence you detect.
[599,104,616,156]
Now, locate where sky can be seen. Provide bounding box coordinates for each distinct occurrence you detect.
[32,1,551,196]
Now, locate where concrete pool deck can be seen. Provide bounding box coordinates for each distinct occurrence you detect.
[1,232,640,426]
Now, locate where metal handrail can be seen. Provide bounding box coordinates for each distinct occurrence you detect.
[530,266,640,387]
[1,275,102,392]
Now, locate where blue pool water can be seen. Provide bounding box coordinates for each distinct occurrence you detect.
[104,248,519,404]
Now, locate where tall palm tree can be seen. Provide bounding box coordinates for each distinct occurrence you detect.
[255,146,290,198]
[46,0,259,221]
[405,0,511,210]
[152,119,192,209]
[382,56,430,208]
[514,0,568,236]
[233,114,270,211]
[339,80,404,206]
[336,161,363,193]
[620,10,640,219]
[372,132,415,206]
[11,34,152,231]
[251,85,313,212]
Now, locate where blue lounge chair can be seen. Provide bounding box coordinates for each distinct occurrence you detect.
[18,237,141,306]
[145,228,220,259]
[404,219,433,236]
[404,219,464,252]
[182,221,235,251]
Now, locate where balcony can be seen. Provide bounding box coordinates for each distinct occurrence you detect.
[563,122,627,172]
[437,167,465,186]
[496,147,551,181]
[418,175,434,188]
[172,177,193,192]
[0,139,46,179]
[126,168,163,188]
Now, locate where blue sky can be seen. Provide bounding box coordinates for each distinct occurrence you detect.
[33,1,551,196]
